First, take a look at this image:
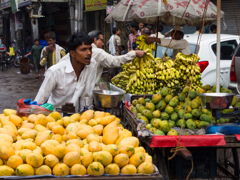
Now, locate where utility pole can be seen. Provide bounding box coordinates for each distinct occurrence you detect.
[78,0,83,31]
[69,0,75,34]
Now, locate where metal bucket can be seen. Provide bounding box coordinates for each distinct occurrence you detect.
[20,58,30,74]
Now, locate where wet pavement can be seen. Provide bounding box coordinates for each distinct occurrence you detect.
[0,65,44,113]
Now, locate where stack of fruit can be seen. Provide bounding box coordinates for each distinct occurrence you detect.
[0,109,155,176]
[130,85,224,135]
[112,52,203,95]
[136,35,156,52]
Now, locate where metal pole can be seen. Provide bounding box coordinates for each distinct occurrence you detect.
[75,0,78,32]
[216,0,221,93]
[79,0,83,31]
[69,0,75,34]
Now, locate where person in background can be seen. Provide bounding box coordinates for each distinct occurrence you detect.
[121,45,127,54]
[138,23,144,35]
[128,22,141,51]
[194,26,204,34]
[210,24,217,34]
[145,26,190,60]
[40,31,66,70]
[25,39,43,79]
[150,24,164,38]
[141,27,151,38]
[106,27,122,56]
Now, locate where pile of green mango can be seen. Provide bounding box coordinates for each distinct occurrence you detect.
[129,85,234,135]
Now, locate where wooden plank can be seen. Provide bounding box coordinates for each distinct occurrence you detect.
[25,174,163,180]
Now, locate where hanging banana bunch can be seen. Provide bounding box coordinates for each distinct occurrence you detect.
[136,35,156,52]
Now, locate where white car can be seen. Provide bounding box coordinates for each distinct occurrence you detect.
[155,34,239,87]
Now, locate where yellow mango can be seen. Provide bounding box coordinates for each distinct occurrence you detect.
[86,133,100,144]
[118,137,139,149]
[137,162,154,174]
[26,153,44,168]
[71,164,86,175]
[53,144,67,159]
[62,117,75,127]
[44,154,59,168]
[93,112,105,119]
[99,115,116,125]
[105,163,120,175]
[3,109,16,116]
[102,144,119,157]
[7,155,23,169]
[102,126,119,145]
[129,152,146,167]
[0,165,15,176]
[80,110,94,121]
[135,146,146,154]
[119,146,135,157]
[0,146,15,160]
[87,162,104,176]
[3,125,17,136]
[48,111,61,121]
[41,140,59,156]
[70,113,81,122]
[94,151,112,166]
[35,124,47,132]
[93,125,103,136]
[66,123,78,134]
[121,164,137,174]
[35,114,48,127]
[35,130,53,146]
[63,151,81,167]
[103,120,118,135]
[115,129,132,145]
[9,114,22,127]
[81,152,93,168]
[35,165,52,175]
[77,126,94,139]
[114,153,129,168]
[27,114,38,123]
[0,134,13,143]
[88,141,102,152]
[21,122,34,129]
[52,163,69,176]
[21,130,38,140]
[0,128,16,141]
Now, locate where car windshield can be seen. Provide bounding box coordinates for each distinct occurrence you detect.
[153,43,199,58]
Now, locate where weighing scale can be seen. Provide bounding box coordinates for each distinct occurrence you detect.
[199,93,240,135]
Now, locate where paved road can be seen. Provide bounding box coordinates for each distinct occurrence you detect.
[0,65,44,113]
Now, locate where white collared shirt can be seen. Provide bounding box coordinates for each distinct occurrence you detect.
[35,43,136,112]
[160,38,191,60]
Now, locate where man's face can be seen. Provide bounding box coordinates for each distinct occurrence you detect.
[46,38,56,46]
[139,23,144,30]
[71,43,92,65]
[171,31,183,40]
[35,41,39,46]
[94,34,104,49]
[116,29,121,35]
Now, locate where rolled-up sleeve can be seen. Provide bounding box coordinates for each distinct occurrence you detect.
[34,69,56,104]
[95,49,136,68]
[160,39,185,50]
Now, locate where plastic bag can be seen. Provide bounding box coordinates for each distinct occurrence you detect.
[17,99,52,117]
[9,47,15,56]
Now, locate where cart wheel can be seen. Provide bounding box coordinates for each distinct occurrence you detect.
[155,148,169,180]
[217,148,240,179]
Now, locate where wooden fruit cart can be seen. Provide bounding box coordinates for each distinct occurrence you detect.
[122,105,240,180]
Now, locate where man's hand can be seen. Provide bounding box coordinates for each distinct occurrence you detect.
[24,54,28,58]
[145,37,160,44]
[45,44,55,56]
[135,50,146,58]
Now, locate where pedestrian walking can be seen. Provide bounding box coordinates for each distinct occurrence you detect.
[107,27,122,55]
[25,39,43,79]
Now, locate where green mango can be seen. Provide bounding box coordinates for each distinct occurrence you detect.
[185,113,193,120]
[156,100,166,111]
[169,121,176,128]
[160,87,171,97]
[178,109,185,119]
[169,97,179,108]
[151,94,162,104]
[159,121,170,133]
[192,109,202,118]
[177,119,186,128]
[165,95,173,104]
[165,106,174,115]
[141,109,153,120]
[178,93,186,102]
[186,119,196,129]
[171,112,178,121]
[198,121,209,128]
[161,112,170,120]
[189,90,197,100]
[200,114,212,123]
[154,129,165,135]
[146,124,152,130]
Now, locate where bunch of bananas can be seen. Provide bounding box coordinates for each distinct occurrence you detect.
[174,53,202,91]
[136,35,156,52]
[112,51,203,95]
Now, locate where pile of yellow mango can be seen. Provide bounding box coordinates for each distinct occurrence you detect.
[0,109,155,176]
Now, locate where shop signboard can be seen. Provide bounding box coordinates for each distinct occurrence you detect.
[18,0,31,8]
[10,0,17,13]
[1,0,11,9]
[14,12,22,31]
[85,0,107,12]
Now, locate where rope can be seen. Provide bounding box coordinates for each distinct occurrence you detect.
[163,0,192,56]
[231,0,240,36]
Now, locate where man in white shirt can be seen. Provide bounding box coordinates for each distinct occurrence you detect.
[146,26,191,60]
[35,31,146,112]
[88,30,146,83]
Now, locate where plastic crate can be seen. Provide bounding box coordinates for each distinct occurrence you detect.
[169,147,217,179]
[40,40,48,48]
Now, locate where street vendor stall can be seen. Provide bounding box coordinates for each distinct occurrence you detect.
[105,0,240,179]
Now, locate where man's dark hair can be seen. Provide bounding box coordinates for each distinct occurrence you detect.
[121,45,125,50]
[210,24,217,32]
[88,30,103,40]
[34,39,39,42]
[112,27,119,34]
[143,27,151,35]
[66,31,93,52]
[130,22,139,31]
[176,31,184,36]
[157,24,164,32]
[45,31,56,40]
[196,26,200,31]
